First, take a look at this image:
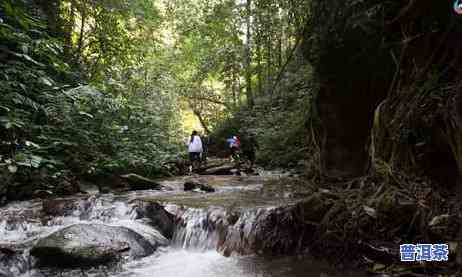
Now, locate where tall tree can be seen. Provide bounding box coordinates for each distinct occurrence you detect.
[245,0,254,107]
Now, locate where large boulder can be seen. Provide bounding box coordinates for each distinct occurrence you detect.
[42,199,79,217]
[131,200,175,239]
[30,224,156,268]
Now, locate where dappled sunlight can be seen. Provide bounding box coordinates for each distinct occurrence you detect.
[180,108,204,134]
[2,0,462,276]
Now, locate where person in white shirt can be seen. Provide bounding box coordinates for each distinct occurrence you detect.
[187,131,203,168]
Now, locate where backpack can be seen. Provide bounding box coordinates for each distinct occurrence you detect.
[234,137,241,148]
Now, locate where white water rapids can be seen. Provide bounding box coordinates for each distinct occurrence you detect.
[0,175,362,277]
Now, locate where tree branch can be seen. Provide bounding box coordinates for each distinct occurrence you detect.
[186,95,231,109]
[189,105,211,134]
[269,31,304,95]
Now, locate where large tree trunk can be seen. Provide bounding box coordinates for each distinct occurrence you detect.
[63,1,75,58]
[77,0,87,61]
[304,0,395,179]
[317,81,387,179]
[245,0,254,108]
[39,0,62,38]
[256,35,263,96]
[306,0,462,181]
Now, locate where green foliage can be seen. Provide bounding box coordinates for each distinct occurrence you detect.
[0,0,319,203]
[1,1,76,178]
[211,55,317,168]
[0,1,184,201]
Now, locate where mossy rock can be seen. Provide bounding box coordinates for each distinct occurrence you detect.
[31,224,156,268]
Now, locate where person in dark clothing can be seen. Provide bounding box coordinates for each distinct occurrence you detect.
[201,134,210,165]
[241,133,258,167]
[226,136,240,161]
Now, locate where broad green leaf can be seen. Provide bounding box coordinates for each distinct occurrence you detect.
[16,155,43,168]
[18,83,26,91]
[25,140,41,149]
[39,77,54,87]
[20,44,29,54]
[0,116,13,129]
[11,52,45,67]
[0,105,10,112]
[78,111,94,119]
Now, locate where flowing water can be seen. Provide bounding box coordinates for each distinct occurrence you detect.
[0,174,363,277]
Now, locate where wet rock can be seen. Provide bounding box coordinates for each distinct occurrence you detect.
[42,199,78,217]
[243,167,258,175]
[0,182,7,207]
[0,247,15,256]
[30,223,156,268]
[217,195,336,257]
[120,174,162,191]
[131,201,175,239]
[200,184,215,192]
[99,186,111,193]
[54,174,81,196]
[183,182,196,191]
[33,190,53,199]
[183,182,215,193]
[78,182,99,194]
[87,173,130,193]
[0,246,28,277]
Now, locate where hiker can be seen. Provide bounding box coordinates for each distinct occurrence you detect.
[186,131,203,170]
[201,134,210,165]
[226,135,240,161]
[242,132,258,168]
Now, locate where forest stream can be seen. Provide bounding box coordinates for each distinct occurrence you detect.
[3,1,462,276]
[0,173,363,277]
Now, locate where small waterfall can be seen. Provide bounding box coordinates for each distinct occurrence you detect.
[0,174,323,277]
[0,194,166,277]
[171,205,275,256]
[172,208,224,250]
[0,195,145,245]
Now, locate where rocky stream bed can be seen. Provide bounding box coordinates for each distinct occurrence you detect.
[0,173,366,277]
[2,171,461,277]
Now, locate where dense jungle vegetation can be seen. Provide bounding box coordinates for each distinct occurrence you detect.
[1,0,462,205]
[2,0,461,185]
[0,0,313,202]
